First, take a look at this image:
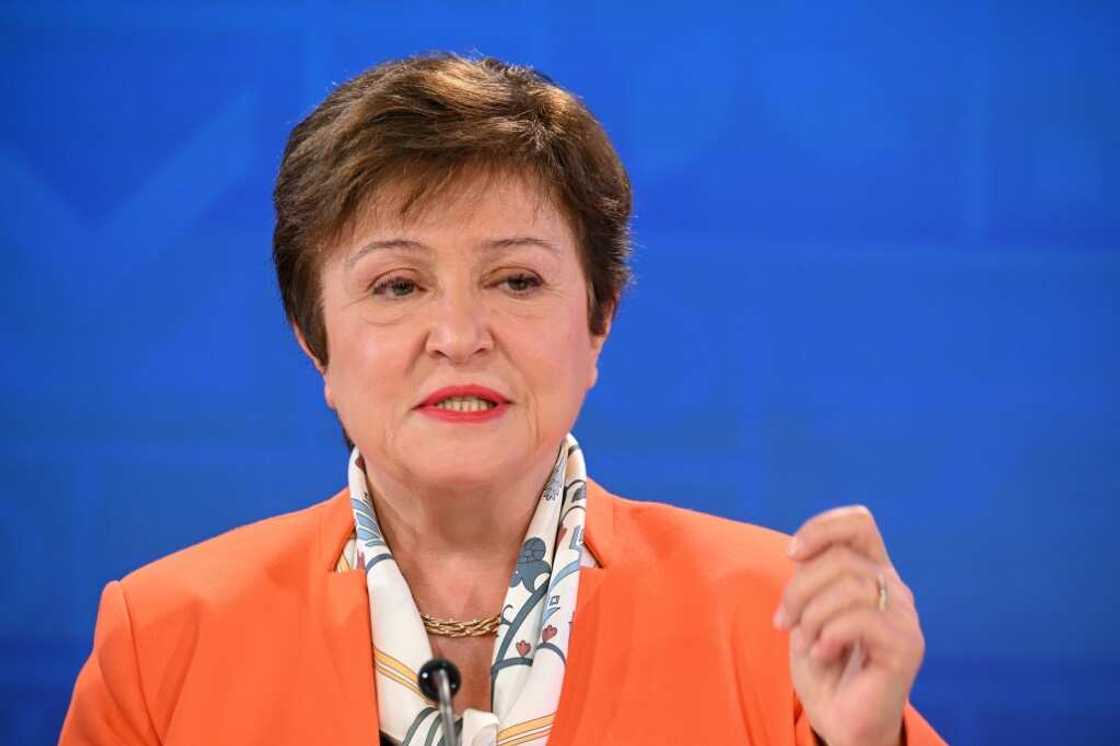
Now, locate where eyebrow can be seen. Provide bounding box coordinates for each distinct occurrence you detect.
[344,239,427,270]
[480,236,560,254]
[344,235,559,269]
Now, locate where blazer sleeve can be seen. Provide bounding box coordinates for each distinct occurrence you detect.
[793,701,947,746]
[59,580,160,746]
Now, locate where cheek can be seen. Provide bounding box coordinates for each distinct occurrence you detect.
[562,309,598,389]
[327,324,410,408]
[526,313,597,402]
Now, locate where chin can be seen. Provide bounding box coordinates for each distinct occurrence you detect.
[409,457,513,491]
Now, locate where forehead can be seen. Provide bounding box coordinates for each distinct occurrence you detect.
[330,168,579,261]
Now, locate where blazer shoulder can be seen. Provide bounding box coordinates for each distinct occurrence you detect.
[119,489,347,620]
[595,485,795,599]
[73,490,355,740]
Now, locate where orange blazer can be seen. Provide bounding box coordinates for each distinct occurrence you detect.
[61,481,945,745]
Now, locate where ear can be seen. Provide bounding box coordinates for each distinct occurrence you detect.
[294,325,336,410]
[587,307,614,389]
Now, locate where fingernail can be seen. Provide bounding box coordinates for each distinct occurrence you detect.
[772,607,786,629]
[787,538,799,557]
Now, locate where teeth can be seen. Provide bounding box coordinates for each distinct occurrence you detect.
[433,396,497,412]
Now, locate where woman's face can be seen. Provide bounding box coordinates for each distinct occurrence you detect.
[310,174,608,494]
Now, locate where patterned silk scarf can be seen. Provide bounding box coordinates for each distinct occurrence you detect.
[340,434,593,746]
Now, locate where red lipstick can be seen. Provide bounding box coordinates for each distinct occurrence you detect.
[417,385,510,423]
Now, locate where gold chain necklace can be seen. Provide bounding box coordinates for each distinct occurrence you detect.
[420,612,501,638]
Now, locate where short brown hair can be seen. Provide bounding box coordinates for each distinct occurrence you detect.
[273,53,632,364]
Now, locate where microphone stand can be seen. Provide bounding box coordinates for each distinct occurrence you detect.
[418,658,462,746]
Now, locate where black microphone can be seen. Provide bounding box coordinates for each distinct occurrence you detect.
[418,658,462,746]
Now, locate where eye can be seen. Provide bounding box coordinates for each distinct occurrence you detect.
[371,275,420,299]
[499,272,543,294]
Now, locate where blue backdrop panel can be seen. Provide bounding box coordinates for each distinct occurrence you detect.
[2,2,1118,743]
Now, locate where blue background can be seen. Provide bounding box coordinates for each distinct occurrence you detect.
[3,2,1118,743]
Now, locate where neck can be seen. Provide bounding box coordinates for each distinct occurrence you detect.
[360,446,560,616]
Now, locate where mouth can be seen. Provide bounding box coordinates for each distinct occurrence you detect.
[430,395,499,413]
[418,385,510,414]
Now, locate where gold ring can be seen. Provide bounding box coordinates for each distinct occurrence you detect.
[876,572,888,612]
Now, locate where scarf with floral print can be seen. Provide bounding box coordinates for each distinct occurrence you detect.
[338,434,593,746]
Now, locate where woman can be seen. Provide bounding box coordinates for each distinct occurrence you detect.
[61,54,944,746]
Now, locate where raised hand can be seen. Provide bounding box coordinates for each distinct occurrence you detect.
[773,506,925,746]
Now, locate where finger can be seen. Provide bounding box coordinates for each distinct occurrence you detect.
[790,572,880,653]
[773,545,881,629]
[788,505,890,565]
[809,607,912,672]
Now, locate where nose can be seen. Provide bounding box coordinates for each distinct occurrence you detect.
[424,289,493,364]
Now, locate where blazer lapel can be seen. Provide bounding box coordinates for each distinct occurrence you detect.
[317,489,381,744]
[549,480,627,744]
